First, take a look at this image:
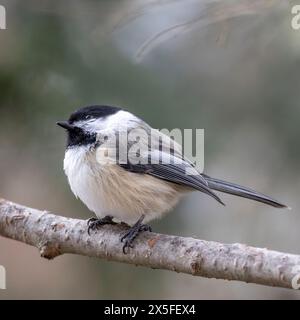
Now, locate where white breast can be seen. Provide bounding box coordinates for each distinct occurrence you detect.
[64,147,108,217]
[63,146,184,225]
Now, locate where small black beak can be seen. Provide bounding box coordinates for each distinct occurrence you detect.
[56,121,75,131]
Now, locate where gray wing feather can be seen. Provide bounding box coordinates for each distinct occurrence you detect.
[120,161,225,205]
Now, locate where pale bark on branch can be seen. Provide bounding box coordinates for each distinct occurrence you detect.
[0,198,299,290]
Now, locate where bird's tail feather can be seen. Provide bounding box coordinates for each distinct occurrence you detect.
[202,174,288,209]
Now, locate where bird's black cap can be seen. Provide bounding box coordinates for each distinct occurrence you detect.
[68,105,121,124]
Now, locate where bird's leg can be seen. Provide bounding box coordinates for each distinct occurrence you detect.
[87,215,116,235]
[121,214,152,254]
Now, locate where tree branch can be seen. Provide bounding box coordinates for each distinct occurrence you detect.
[0,198,299,290]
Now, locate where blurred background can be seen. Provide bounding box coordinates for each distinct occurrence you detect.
[0,0,299,299]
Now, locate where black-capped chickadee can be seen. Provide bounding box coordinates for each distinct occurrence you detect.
[57,105,287,253]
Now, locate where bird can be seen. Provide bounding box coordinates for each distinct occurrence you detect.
[57,105,288,253]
